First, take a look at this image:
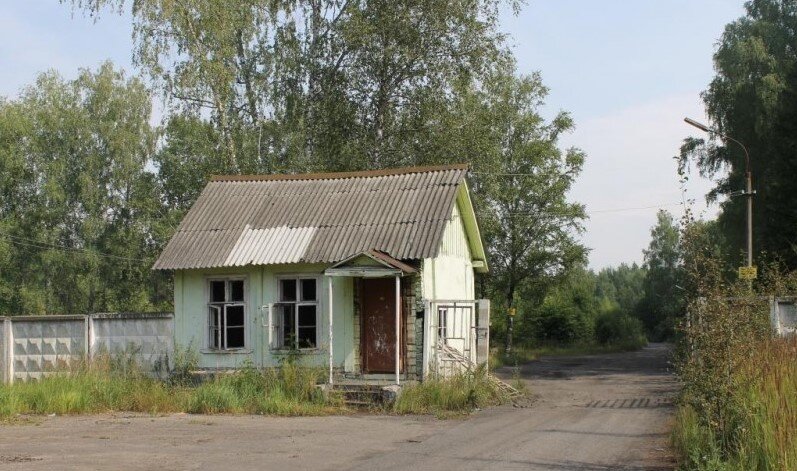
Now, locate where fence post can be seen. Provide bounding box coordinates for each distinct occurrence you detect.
[5,317,13,385]
[769,296,779,336]
[1,317,6,385]
[477,300,490,368]
[86,315,94,359]
[422,300,431,380]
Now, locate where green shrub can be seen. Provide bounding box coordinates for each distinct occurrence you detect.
[187,361,337,415]
[530,303,593,344]
[393,367,508,417]
[594,311,647,348]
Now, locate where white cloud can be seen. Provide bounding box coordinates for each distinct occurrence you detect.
[562,92,721,268]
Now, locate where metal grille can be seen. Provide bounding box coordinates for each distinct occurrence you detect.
[426,300,480,377]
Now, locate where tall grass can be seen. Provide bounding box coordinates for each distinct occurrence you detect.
[0,355,185,417]
[673,337,797,470]
[393,366,508,417]
[0,355,342,418]
[188,361,341,415]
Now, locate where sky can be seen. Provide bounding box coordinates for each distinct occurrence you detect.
[0,1,747,269]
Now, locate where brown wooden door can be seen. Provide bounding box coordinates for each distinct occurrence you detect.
[361,278,402,373]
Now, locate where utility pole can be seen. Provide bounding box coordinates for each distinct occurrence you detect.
[745,168,753,268]
[505,307,516,354]
[684,118,755,277]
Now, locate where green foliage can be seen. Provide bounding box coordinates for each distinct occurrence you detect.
[188,362,337,415]
[674,338,797,471]
[677,0,797,269]
[0,353,183,417]
[594,263,646,317]
[162,342,200,386]
[673,216,797,470]
[594,310,646,349]
[70,0,518,174]
[493,261,650,351]
[637,210,684,340]
[393,367,508,417]
[469,68,587,317]
[0,63,171,315]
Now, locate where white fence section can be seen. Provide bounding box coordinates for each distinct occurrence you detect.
[771,297,797,336]
[423,299,490,378]
[1,313,173,384]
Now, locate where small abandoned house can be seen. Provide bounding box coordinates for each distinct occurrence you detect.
[153,164,490,384]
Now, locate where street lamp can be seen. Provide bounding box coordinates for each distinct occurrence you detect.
[683,117,754,270]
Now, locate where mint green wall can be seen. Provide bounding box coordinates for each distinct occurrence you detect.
[174,264,355,371]
[422,201,475,301]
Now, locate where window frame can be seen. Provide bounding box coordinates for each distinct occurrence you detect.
[273,275,320,351]
[205,276,248,351]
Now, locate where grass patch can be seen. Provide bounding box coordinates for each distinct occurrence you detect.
[188,362,342,415]
[0,357,186,417]
[673,337,797,470]
[392,367,509,417]
[0,356,343,418]
[0,355,519,419]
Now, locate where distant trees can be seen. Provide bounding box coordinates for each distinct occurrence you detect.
[636,211,684,340]
[0,63,172,314]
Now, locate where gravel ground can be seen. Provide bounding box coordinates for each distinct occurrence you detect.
[0,343,677,470]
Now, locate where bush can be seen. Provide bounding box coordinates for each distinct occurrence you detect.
[187,361,338,415]
[673,221,797,469]
[594,311,647,349]
[393,366,509,417]
[530,302,593,344]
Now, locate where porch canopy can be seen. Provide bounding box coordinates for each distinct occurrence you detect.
[324,250,416,385]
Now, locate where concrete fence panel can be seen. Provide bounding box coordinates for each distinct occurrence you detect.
[1,313,174,384]
[10,316,87,382]
[772,297,797,336]
[90,313,173,373]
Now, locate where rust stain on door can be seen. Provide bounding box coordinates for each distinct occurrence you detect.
[361,278,403,373]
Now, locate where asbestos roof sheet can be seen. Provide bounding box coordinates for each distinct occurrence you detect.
[153,165,469,270]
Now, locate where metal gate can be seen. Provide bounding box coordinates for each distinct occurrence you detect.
[423,299,489,378]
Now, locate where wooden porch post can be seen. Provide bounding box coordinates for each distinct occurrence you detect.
[328,276,334,386]
[395,274,401,385]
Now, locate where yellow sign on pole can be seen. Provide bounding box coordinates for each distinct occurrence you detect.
[508,307,516,317]
[739,266,758,280]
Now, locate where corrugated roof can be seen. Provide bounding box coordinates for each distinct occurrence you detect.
[153,165,470,270]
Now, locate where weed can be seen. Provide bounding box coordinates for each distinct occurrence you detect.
[393,366,508,417]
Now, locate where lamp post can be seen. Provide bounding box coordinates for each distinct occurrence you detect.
[684,117,754,269]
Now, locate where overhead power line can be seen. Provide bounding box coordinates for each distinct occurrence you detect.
[0,232,149,263]
[588,202,683,214]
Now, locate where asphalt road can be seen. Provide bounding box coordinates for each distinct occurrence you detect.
[0,344,677,470]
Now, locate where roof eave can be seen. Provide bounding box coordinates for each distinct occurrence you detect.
[457,181,489,273]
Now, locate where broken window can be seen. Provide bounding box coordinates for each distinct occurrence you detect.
[208,278,246,350]
[274,277,318,349]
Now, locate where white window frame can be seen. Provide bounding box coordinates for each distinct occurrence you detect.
[273,275,320,350]
[206,277,248,351]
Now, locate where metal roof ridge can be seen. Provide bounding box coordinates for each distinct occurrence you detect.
[209,164,469,182]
